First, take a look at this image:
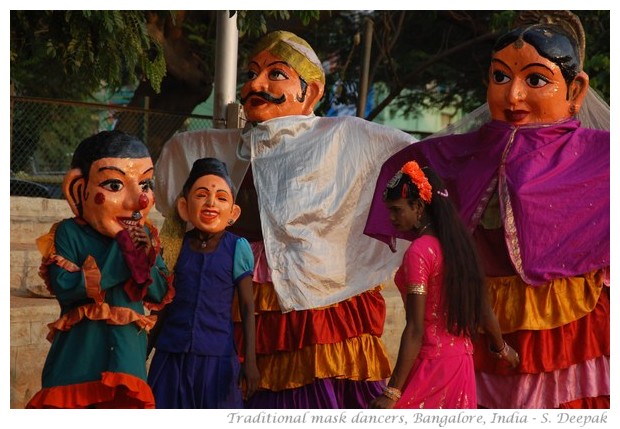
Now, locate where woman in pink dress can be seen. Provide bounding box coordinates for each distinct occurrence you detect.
[370,161,519,409]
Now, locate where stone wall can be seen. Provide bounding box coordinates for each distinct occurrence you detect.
[10,197,70,409]
[9,196,404,408]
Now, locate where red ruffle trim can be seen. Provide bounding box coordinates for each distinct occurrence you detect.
[559,395,610,409]
[26,371,155,409]
[474,289,610,375]
[236,287,386,355]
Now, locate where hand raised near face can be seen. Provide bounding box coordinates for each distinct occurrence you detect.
[126,225,153,255]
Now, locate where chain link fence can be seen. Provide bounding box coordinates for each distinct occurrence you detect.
[10,96,214,199]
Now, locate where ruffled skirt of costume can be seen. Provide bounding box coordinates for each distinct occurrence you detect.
[473,270,610,409]
[25,300,163,410]
[233,242,391,409]
[26,371,155,409]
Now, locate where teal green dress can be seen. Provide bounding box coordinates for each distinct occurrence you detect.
[26,217,173,408]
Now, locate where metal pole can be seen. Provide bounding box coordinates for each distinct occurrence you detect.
[143,96,149,145]
[213,11,239,129]
[357,18,374,118]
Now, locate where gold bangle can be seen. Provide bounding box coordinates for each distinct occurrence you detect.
[407,283,426,295]
[382,386,402,401]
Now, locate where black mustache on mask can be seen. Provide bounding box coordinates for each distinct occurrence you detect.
[240,91,286,105]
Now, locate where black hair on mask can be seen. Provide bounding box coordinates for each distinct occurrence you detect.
[182,157,236,200]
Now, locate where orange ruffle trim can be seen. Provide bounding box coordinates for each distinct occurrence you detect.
[487,270,605,333]
[37,222,81,295]
[37,220,174,324]
[47,303,157,342]
[36,222,58,259]
[26,371,155,409]
[474,288,610,375]
[83,254,105,303]
[144,269,176,312]
[256,333,391,391]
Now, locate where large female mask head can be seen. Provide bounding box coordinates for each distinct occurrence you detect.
[487,15,589,125]
[240,30,325,123]
[62,130,155,238]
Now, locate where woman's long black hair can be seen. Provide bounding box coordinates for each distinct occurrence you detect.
[384,165,486,338]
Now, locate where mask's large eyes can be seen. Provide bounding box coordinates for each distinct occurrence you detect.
[100,179,124,192]
[246,70,258,80]
[492,70,511,84]
[268,69,288,81]
[140,179,154,192]
[525,73,551,88]
[216,190,231,203]
[193,189,208,200]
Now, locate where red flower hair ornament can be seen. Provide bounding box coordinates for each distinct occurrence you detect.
[401,161,432,204]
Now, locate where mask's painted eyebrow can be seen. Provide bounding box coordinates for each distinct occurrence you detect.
[98,166,126,175]
[521,63,555,75]
[193,186,231,195]
[491,58,555,75]
[248,60,292,69]
[98,165,153,175]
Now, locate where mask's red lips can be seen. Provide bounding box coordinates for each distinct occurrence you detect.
[200,208,219,222]
[505,110,529,124]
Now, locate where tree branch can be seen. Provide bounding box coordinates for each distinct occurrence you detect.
[366,30,498,122]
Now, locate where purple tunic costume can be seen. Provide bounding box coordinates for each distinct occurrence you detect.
[148,231,254,408]
[366,119,609,285]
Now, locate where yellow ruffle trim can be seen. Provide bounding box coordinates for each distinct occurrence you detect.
[488,270,605,333]
[252,282,283,312]
[36,223,59,259]
[256,333,391,391]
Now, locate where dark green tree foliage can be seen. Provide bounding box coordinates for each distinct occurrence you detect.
[11,11,166,97]
[10,11,167,173]
[579,11,610,100]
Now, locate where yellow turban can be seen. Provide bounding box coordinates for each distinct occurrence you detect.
[251,30,325,85]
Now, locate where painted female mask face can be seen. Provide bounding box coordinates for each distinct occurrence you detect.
[81,157,155,238]
[177,174,240,235]
[487,42,575,125]
[240,50,318,122]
